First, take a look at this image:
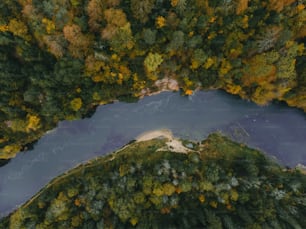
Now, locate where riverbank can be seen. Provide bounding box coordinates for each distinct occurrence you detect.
[1,133,305,228]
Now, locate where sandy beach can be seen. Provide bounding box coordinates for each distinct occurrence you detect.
[136,129,192,154]
[135,129,173,142]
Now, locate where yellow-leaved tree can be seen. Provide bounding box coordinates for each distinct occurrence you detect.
[8,19,30,40]
[0,144,22,159]
[26,114,41,132]
[42,18,56,34]
[144,52,163,73]
[70,98,83,111]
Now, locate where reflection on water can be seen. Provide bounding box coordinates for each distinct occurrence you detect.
[0,90,305,217]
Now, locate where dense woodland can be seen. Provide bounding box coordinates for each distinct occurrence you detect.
[0,134,305,228]
[0,0,305,159]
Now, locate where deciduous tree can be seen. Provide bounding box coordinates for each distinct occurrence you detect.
[87,0,104,32]
[131,0,155,23]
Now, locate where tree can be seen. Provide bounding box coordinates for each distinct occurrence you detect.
[142,28,157,45]
[63,24,82,44]
[70,98,83,111]
[144,52,163,73]
[130,0,155,23]
[42,18,55,34]
[171,0,187,15]
[236,0,248,15]
[190,49,207,69]
[8,19,30,40]
[42,0,55,18]
[43,35,65,58]
[166,31,185,51]
[87,0,104,32]
[104,8,127,27]
[101,8,127,40]
[105,0,121,7]
[268,0,295,12]
[26,114,41,132]
[109,23,135,53]
[241,54,277,87]
[63,24,91,58]
[0,144,21,159]
[156,16,166,29]
[256,26,282,53]
[45,192,70,223]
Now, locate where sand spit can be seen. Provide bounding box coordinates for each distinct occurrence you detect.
[136,129,192,154]
[135,129,173,142]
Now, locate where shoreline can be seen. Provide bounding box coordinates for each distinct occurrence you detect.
[135,129,174,142]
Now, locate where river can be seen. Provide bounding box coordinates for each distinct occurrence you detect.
[0,90,305,217]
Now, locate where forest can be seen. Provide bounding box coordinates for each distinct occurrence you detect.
[0,0,305,159]
[0,133,305,228]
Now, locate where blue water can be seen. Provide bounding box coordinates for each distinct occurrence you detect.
[0,90,305,217]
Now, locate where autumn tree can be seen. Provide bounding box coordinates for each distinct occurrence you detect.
[0,144,21,159]
[21,2,35,19]
[87,0,104,32]
[26,114,41,132]
[101,8,127,40]
[43,35,65,58]
[241,54,277,87]
[105,0,121,7]
[41,18,55,34]
[70,98,83,111]
[63,24,91,58]
[236,0,248,15]
[8,19,30,40]
[63,24,81,45]
[155,16,166,29]
[268,0,296,12]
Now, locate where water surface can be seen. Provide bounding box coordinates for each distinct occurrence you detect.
[0,90,305,217]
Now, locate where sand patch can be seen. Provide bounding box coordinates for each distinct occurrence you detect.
[161,139,192,154]
[136,129,173,142]
[136,129,192,154]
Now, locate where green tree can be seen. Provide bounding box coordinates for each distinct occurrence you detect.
[109,23,135,54]
[143,28,157,45]
[130,0,155,23]
[167,30,185,51]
